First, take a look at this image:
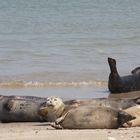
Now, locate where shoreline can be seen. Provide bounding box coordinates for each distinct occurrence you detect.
[0,123,140,140]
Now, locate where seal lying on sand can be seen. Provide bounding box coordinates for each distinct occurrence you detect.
[123,105,140,127]
[1,95,46,104]
[39,96,140,121]
[0,96,45,122]
[108,57,140,93]
[40,96,135,129]
[64,96,140,110]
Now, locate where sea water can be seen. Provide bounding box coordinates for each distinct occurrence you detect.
[0,0,140,99]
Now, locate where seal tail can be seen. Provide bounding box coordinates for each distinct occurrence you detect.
[118,111,136,126]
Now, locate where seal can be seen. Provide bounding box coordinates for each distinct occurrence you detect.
[40,96,135,129]
[39,96,140,121]
[65,96,140,110]
[0,95,47,104]
[0,97,45,122]
[123,105,140,127]
[53,106,135,129]
[108,57,140,93]
[9,95,46,104]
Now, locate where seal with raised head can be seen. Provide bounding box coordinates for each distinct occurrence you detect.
[40,96,135,129]
[108,57,140,93]
[39,96,140,121]
[40,96,68,122]
[123,105,140,127]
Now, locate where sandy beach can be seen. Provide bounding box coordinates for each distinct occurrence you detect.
[0,123,139,140]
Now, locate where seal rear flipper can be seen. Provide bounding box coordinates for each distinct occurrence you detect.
[131,67,140,75]
[118,111,136,126]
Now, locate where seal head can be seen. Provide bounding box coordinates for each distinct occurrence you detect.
[41,96,65,122]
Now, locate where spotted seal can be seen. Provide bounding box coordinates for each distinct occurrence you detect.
[7,95,46,104]
[64,96,140,110]
[108,57,140,93]
[39,96,140,121]
[40,96,135,129]
[0,96,46,122]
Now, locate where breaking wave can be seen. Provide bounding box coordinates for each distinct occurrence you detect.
[0,80,107,88]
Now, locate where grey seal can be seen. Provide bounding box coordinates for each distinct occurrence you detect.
[64,96,140,110]
[39,96,140,122]
[40,96,135,129]
[5,95,46,104]
[108,57,140,93]
[0,96,46,122]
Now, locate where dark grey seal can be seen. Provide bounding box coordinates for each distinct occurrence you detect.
[0,95,46,122]
[108,57,140,93]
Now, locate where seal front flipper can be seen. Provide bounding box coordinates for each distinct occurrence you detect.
[131,67,140,75]
[45,122,63,129]
[55,111,70,124]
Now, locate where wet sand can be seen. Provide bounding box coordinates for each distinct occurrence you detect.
[0,123,140,140]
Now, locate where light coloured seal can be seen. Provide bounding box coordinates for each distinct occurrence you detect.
[40,96,135,129]
[123,105,140,127]
[40,96,69,122]
[39,96,140,121]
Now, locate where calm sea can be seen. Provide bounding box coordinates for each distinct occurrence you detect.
[0,0,140,98]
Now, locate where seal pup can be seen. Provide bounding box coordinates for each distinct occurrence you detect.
[123,105,140,127]
[108,57,140,93]
[40,96,135,129]
[0,98,45,122]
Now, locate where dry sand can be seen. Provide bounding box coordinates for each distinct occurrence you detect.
[0,123,140,140]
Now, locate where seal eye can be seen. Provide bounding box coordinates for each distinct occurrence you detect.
[54,98,57,101]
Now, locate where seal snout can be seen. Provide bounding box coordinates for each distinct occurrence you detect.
[46,96,64,110]
[108,57,116,65]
